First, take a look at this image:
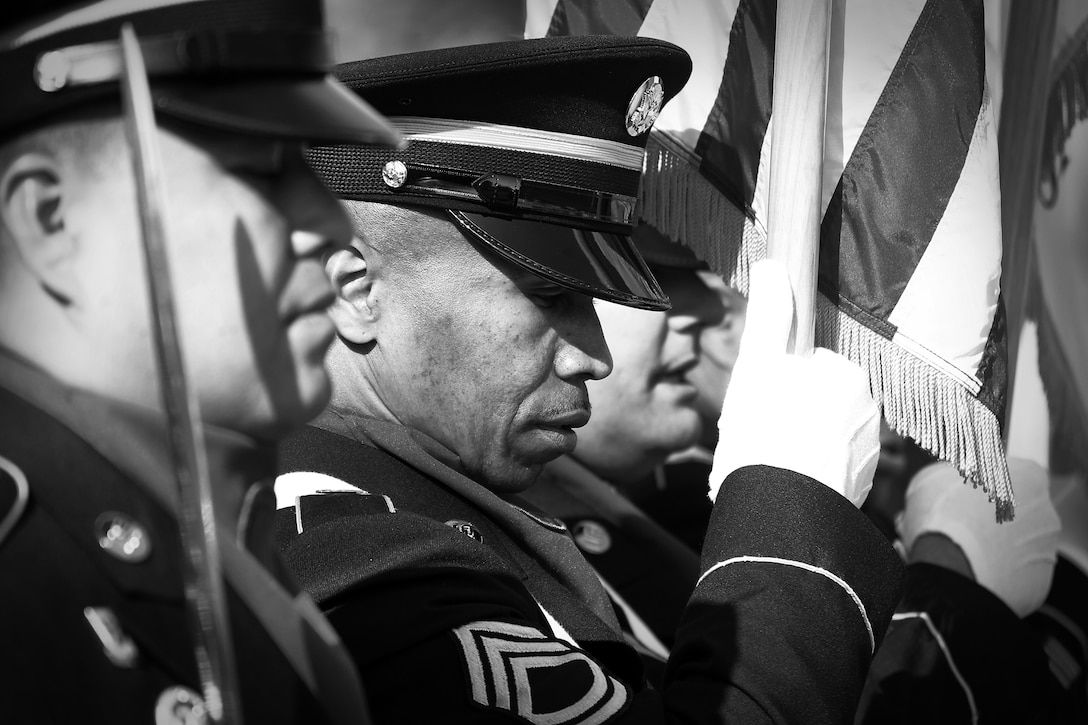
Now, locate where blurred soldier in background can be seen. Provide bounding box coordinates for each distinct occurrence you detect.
[857,458,1063,725]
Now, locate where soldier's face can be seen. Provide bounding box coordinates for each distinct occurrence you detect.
[574,267,724,479]
[78,122,350,439]
[365,211,612,492]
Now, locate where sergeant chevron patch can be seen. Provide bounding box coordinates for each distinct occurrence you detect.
[453,621,629,725]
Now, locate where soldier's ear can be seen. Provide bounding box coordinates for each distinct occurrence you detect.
[0,151,78,305]
[325,243,378,345]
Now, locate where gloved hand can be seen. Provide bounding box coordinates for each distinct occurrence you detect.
[708,259,880,507]
[896,457,1062,617]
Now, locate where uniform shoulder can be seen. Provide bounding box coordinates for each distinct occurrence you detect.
[275,472,521,606]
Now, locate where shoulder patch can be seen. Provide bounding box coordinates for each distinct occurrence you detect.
[453,620,629,725]
[276,471,396,534]
[0,455,29,548]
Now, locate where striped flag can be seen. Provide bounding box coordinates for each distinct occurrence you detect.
[1038,2,1088,480]
[528,0,1015,518]
[1025,1,1088,486]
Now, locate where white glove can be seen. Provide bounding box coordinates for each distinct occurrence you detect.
[896,458,1061,617]
[708,260,880,507]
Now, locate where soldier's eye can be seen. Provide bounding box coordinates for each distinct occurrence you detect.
[529,284,571,309]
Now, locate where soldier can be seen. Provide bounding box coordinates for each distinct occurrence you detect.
[275,37,903,724]
[0,0,397,722]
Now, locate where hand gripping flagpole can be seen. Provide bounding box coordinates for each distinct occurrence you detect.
[119,24,241,724]
[766,0,833,356]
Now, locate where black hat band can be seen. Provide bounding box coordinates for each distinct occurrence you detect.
[376,162,637,226]
[308,118,646,232]
[29,28,333,93]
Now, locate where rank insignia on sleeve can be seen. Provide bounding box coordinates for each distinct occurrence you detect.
[453,620,629,725]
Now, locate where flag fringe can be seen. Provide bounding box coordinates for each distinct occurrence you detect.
[638,135,1015,521]
[639,132,765,295]
[1040,16,1088,208]
[816,295,1016,522]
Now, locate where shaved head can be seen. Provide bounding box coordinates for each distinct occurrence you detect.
[340,200,481,273]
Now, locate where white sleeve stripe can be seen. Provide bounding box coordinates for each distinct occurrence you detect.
[535,601,579,648]
[891,612,979,724]
[699,555,876,653]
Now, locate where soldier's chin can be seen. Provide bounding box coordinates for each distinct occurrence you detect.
[646,407,703,454]
[476,455,551,494]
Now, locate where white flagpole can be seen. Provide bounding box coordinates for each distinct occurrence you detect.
[766,0,832,356]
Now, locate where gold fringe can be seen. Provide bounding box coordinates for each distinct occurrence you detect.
[638,131,765,295]
[816,295,1016,522]
[639,130,1015,521]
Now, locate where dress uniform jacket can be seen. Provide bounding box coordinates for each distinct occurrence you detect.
[0,353,369,724]
[521,455,701,665]
[1025,556,1088,724]
[276,406,903,725]
[855,563,1059,725]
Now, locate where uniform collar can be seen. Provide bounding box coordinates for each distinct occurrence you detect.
[310,408,623,633]
[0,347,279,560]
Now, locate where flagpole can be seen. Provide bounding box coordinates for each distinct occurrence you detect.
[766,0,832,356]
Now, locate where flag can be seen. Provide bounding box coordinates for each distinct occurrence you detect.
[528,0,1015,519]
[1034,3,1088,483]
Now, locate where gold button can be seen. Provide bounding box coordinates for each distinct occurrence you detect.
[96,512,152,563]
[155,686,207,725]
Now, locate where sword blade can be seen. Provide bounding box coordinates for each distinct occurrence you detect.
[118,22,241,725]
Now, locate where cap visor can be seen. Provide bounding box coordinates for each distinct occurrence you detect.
[450,211,670,311]
[152,75,401,146]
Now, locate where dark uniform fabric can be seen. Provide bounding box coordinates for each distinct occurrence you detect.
[277,407,904,725]
[0,357,368,724]
[630,450,716,555]
[1025,556,1088,724]
[855,563,1059,725]
[522,455,700,661]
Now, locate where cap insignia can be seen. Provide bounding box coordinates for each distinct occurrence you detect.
[625,76,664,137]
